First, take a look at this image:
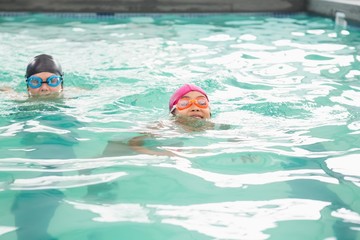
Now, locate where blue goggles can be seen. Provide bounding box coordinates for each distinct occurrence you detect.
[26,75,63,89]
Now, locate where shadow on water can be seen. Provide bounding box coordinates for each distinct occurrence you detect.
[7,101,81,240]
[11,189,64,240]
[281,151,359,240]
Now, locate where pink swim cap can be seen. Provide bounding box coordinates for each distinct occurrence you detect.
[169,84,209,112]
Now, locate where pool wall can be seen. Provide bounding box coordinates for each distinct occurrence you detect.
[0,0,306,13]
[0,0,359,23]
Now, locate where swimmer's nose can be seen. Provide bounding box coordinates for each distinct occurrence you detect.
[190,105,200,111]
[39,83,50,92]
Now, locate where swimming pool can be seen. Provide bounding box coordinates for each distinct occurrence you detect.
[0,12,360,240]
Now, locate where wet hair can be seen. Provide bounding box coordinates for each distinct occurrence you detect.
[25,54,63,78]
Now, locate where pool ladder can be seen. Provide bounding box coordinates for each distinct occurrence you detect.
[335,11,347,28]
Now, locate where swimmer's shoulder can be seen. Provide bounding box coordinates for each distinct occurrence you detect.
[0,86,12,92]
[0,87,27,101]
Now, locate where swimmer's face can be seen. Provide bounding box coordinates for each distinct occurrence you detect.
[173,91,211,119]
[27,72,63,97]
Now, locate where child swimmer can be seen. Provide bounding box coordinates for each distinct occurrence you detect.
[101,84,214,157]
[169,84,211,120]
[25,54,64,98]
[0,54,64,99]
[128,84,214,156]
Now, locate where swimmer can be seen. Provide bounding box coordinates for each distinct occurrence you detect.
[130,84,213,156]
[0,54,64,99]
[25,54,64,98]
[167,83,215,132]
[169,84,211,120]
[102,84,213,157]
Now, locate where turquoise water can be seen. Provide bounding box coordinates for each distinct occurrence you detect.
[0,13,360,240]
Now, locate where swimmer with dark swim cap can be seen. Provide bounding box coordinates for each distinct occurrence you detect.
[25,54,64,97]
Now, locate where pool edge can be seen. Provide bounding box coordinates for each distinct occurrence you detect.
[0,0,359,25]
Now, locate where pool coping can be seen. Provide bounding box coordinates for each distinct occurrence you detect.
[0,0,359,25]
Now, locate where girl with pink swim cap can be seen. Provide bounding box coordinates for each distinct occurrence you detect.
[126,84,212,156]
[103,84,213,157]
[169,84,211,120]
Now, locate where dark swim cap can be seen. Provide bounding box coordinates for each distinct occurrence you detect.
[25,54,63,78]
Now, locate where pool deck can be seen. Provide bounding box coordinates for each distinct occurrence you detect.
[0,0,359,24]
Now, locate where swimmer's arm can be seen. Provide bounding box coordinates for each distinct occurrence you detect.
[0,86,27,100]
[128,135,176,157]
[0,86,15,93]
[101,139,133,157]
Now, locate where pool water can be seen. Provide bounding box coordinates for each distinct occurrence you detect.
[0,13,360,240]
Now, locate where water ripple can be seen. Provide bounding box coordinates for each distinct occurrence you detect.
[8,172,127,190]
[67,198,330,240]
